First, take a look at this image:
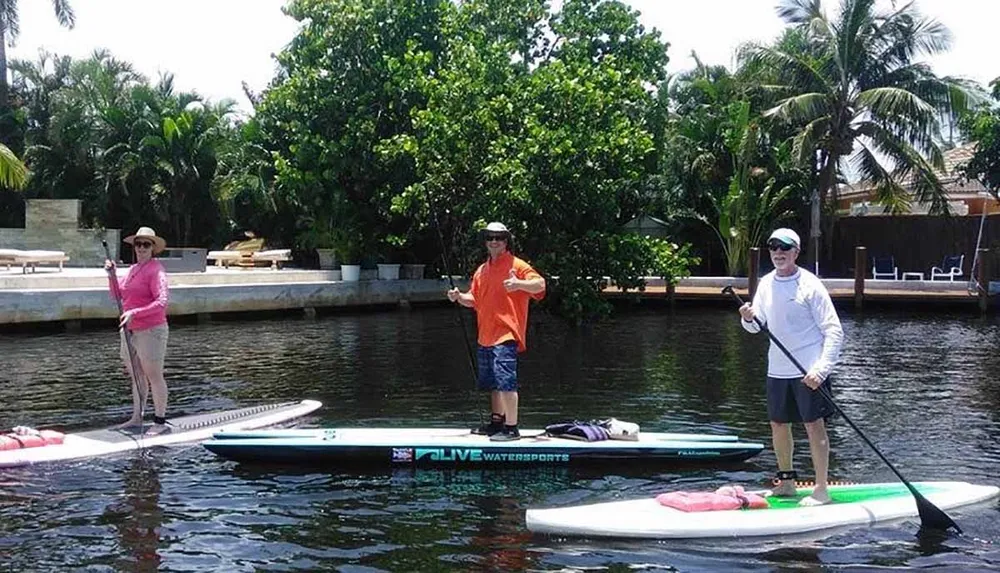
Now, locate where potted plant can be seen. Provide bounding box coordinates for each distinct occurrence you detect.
[297,218,339,271]
[400,246,427,280]
[333,228,364,282]
[376,234,406,280]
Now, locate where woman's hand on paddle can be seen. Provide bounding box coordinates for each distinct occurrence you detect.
[104,259,116,271]
[119,309,135,328]
[446,288,461,303]
[802,371,823,390]
[738,302,755,322]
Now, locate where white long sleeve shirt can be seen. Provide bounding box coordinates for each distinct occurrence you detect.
[741,267,843,380]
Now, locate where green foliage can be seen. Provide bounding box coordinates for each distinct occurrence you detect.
[960,79,1000,195]
[658,61,805,275]
[378,0,693,320]
[535,232,697,321]
[256,0,447,259]
[10,50,234,247]
[741,0,982,266]
[0,142,26,188]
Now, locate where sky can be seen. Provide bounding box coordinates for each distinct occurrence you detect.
[8,0,1000,115]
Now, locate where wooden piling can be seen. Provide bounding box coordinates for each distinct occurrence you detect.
[748,247,760,300]
[854,246,866,310]
[978,248,990,313]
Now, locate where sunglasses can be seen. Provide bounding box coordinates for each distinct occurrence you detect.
[484,233,508,242]
[767,241,794,252]
[134,241,154,249]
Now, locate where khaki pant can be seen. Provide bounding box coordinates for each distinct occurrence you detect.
[120,324,169,375]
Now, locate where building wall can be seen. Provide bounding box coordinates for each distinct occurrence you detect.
[0,199,120,266]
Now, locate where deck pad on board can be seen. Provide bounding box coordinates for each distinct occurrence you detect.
[0,400,322,468]
[524,481,1000,538]
[202,426,765,466]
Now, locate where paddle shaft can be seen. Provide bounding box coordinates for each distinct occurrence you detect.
[102,240,148,429]
[722,285,961,533]
[420,186,481,393]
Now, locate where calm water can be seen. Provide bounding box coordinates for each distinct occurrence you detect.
[0,305,999,572]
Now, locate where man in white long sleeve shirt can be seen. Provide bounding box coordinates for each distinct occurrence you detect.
[739,228,843,506]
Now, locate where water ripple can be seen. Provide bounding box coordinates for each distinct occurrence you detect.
[0,307,998,570]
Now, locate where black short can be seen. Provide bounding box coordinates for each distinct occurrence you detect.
[766,376,834,423]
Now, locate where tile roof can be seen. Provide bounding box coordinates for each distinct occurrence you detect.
[841,143,988,199]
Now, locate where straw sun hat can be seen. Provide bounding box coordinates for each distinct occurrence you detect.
[124,226,167,254]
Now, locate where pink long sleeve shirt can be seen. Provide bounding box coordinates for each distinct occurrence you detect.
[108,259,169,331]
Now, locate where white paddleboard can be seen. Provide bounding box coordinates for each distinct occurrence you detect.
[0,399,322,468]
[525,481,1000,538]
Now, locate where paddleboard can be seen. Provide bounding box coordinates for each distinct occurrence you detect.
[201,427,764,466]
[0,399,322,468]
[525,481,1000,538]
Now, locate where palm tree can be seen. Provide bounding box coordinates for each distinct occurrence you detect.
[743,0,979,270]
[0,0,76,107]
[0,141,27,188]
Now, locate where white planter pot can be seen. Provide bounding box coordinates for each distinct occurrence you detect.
[377,263,401,280]
[341,264,361,282]
[316,248,337,270]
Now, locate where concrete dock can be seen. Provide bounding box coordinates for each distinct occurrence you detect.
[0,267,459,326]
[0,267,985,327]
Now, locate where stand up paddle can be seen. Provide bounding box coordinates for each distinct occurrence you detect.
[103,240,148,436]
[721,285,961,533]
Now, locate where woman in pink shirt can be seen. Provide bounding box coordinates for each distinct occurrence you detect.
[105,227,170,435]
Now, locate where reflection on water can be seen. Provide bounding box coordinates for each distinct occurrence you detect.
[102,456,164,571]
[0,306,998,571]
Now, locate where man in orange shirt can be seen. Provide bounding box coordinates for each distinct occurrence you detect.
[447,222,546,441]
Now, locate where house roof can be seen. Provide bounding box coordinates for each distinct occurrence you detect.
[840,143,989,200]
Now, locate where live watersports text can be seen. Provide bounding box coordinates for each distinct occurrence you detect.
[414,448,570,463]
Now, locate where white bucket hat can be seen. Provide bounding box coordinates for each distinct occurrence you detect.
[484,222,510,234]
[124,226,167,254]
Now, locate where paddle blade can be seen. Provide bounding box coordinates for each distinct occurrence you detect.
[913,488,962,533]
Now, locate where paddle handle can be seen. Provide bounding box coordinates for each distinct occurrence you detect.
[102,240,125,315]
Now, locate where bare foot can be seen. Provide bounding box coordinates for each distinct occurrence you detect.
[144,424,170,436]
[114,419,142,430]
[799,492,831,506]
[772,480,798,497]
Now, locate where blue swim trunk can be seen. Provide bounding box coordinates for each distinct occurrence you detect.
[477,341,519,392]
[767,376,835,423]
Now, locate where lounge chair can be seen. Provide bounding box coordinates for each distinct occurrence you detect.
[931,254,964,281]
[207,238,266,268]
[251,249,292,270]
[872,256,898,280]
[0,248,70,274]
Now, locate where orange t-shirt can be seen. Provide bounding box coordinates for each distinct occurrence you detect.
[470,251,545,352]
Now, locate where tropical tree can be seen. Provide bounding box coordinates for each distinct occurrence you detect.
[11,50,234,246]
[384,0,697,320]
[255,0,449,262]
[0,0,75,108]
[659,59,805,275]
[743,0,979,268]
[705,101,799,275]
